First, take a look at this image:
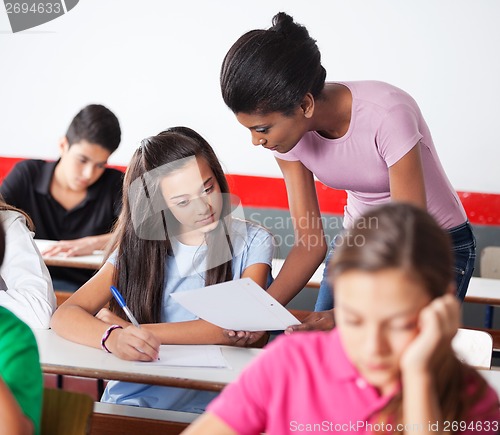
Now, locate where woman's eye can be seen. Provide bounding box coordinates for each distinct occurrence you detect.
[255,127,268,134]
[176,200,189,207]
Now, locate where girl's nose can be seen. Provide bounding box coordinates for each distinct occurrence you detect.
[195,196,211,214]
[366,327,389,357]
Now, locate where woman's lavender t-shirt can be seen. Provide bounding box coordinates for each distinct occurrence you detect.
[274,81,466,229]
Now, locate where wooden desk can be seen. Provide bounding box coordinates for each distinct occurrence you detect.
[34,330,261,392]
[464,277,500,306]
[35,239,104,270]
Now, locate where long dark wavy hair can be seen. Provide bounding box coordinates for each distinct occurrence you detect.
[220,12,326,115]
[108,127,234,323]
[329,203,496,432]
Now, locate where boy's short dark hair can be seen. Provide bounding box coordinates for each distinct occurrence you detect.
[65,104,121,153]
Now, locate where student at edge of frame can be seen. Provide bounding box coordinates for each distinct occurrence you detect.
[0,104,123,291]
[0,221,44,435]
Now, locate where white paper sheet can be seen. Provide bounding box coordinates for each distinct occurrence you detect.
[137,345,228,368]
[171,278,301,331]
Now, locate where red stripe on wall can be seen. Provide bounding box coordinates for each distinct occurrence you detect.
[227,174,500,226]
[1,157,499,226]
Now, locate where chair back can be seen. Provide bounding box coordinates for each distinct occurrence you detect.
[451,328,493,369]
[480,246,500,278]
[41,388,94,435]
[55,290,72,307]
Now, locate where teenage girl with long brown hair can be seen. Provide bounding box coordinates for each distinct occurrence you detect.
[51,127,274,413]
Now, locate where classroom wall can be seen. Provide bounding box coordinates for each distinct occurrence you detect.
[1,0,500,195]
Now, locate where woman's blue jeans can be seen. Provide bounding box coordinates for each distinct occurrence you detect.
[314,221,476,311]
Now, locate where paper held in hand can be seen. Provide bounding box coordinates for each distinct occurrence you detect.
[171,278,301,331]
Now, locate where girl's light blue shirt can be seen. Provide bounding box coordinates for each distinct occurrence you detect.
[102,219,274,412]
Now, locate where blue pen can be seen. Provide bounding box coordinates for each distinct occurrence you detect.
[110,286,141,328]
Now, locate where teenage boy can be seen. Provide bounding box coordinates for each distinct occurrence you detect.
[0,104,123,290]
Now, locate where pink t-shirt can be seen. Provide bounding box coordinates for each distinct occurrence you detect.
[208,330,500,435]
[274,81,467,229]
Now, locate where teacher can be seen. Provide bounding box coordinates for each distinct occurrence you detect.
[220,12,475,332]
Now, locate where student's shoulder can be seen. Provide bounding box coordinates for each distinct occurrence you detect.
[0,209,27,228]
[231,219,273,251]
[0,307,34,343]
[9,159,46,176]
[100,167,124,185]
[103,166,124,177]
[463,367,500,417]
[265,330,331,361]
[234,219,271,239]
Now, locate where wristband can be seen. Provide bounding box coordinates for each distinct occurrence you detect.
[101,324,123,353]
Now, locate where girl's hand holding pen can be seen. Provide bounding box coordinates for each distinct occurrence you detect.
[104,285,160,361]
[105,326,161,361]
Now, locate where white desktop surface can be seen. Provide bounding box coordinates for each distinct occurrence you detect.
[34,239,104,270]
[466,277,500,305]
[34,329,262,392]
[273,259,500,306]
[34,330,500,397]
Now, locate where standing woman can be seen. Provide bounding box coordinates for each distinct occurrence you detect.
[220,12,475,330]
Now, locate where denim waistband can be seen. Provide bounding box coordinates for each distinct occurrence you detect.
[446,221,475,249]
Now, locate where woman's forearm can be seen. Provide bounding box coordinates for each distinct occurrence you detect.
[267,243,326,306]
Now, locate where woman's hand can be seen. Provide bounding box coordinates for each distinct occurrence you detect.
[400,294,459,375]
[222,330,268,347]
[106,326,160,361]
[284,309,335,334]
[95,308,130,328]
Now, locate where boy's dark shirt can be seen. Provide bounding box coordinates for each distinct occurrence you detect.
[0,159,123,286]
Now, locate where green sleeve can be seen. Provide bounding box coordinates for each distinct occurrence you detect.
[0,307,43,435]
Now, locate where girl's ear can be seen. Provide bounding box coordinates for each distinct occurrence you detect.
[300,93,315,119]
[58,137,69,154]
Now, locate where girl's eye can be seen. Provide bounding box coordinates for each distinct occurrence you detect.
[390,321,417,331]
[344,318,361,326]
[255,127,268,134]
[176,200,189,207]
[203,185,214,195]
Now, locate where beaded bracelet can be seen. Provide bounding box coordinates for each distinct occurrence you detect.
[101,324,123,353]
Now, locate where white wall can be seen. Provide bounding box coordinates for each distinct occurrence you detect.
[1,0,499,193]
